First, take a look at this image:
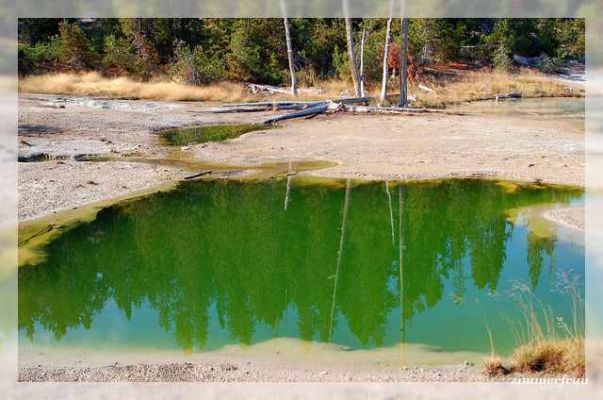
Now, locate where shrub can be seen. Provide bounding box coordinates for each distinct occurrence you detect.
[227,19,285,85]
[170,41,225,85]
[102,34,134,72]
[536,54,557,73]
[18,36,62,74]
[58,20,93,67]
[131,31,160,81]
[493,43,512,72]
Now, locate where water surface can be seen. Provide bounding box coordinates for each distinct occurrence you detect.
[19,179,584,358]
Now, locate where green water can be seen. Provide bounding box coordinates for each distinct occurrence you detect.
[19,179,584,357]
[160,124,267,146]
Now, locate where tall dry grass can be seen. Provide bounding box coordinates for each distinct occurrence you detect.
[414,70,582,108]
[18,72,253,102]
[18,70,582,106]
[18,72,345,102]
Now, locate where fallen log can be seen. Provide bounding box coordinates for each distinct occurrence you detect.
[184,170,213,180]
[495,92,522,101]
[342,105,435,114]
[214,101,326,113]
[246,83,291,95]
[213,97,369,114]
[263,103,330,124]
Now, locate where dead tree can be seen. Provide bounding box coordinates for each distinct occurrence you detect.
[359,26,366,97]
[281,0,297,96]
[398,17,409,107]
[380,17,393,104]
[343,0,361,97]
[283,17,297,96]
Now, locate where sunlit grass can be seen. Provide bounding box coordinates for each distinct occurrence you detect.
[19,69,582,107]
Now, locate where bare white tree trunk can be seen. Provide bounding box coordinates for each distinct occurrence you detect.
[283,17,297,96]
[398,17,409,107]
[379,17,393,104]
[281,0,297,96]
[359,26,366,97]
[343,0,361,97]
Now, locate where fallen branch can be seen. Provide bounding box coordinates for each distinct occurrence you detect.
[214,101,326,113]
[212,97,370,114]
[263,103,330,124]
[184,170,213,180]
[418,83,435,93]
[495,92,522,101]
[246,83,291,95]
[342,104,435,114]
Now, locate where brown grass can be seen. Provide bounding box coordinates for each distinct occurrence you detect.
[512,338,585,377]
[18,69,583,106]
[483,356,511,377]
[17,72,348,103]
[413,70,583,108]
[18,72,252,102]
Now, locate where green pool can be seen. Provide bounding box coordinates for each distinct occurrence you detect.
[18,179,584,357]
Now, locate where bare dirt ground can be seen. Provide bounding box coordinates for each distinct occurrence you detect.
[194,112,584,185]
[18,339,483,383]
[18,94,584,222]
[17,94,277,220]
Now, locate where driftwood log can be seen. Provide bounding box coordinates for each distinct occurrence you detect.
[263,104,331,124]
[184,170,213,180]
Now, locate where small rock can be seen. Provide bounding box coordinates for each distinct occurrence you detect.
[319,370,328,376]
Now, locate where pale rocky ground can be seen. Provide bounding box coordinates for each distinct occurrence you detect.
[193,112,584,187]
[18,94,585,223]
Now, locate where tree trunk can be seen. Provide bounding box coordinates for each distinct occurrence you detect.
[359,26,366,97]
[398,17,409,107]
[283,17,297,96]
[343,3,361,97]
[380,18,393,104]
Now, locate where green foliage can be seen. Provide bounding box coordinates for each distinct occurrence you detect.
[102,34,134,71]
[493,42,512,72]
[170,41,226,85]
[332,44,349,82]
[555,19,585,60]
[536,54,557,73]
[228,19,285,84]
[131,31,160,81]
[18,18,586,82]
[57,20,94,67]
[409,19,462,64]
[17,36,62,74]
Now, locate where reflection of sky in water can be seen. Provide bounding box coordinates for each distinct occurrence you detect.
[18,180,585,357]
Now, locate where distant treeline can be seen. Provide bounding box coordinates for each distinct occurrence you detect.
[18,18,585,85]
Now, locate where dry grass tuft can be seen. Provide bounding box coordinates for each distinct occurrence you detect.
[512,338,585,378]
[483,356,511,377]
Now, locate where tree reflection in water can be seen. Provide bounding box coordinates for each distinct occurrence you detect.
[18,179,584,355]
